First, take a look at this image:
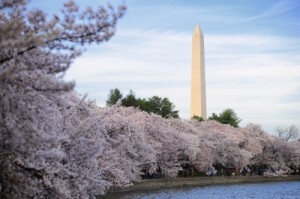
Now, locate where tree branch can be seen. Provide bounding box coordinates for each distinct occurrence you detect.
[0,45,37,65]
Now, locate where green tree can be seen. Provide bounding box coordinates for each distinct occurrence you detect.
[147,96,162,114]
[208,113,219,121]
[146,96,179,118]
[121,90,138,107]
[161,97,179,118]
[106,88,123,106]
[106,89,179,118]
[191,115,204,122]
[208,108,241,127]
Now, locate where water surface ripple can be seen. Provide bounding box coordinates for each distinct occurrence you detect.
[121,181,300,199]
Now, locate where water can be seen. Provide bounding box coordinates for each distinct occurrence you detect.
[119,181,300,199]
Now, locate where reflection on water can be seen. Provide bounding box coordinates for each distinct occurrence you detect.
[118,181,300,199]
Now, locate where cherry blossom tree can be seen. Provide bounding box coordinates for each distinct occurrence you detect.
[185,121,249,170]
[99,104,157,184]
[241,124,300,174]
[168,119,214,172]
[94,106,299,181]
[101,105,196,178]
[61,93,116,197]
[0,0,125,198]
[250,135,300,172]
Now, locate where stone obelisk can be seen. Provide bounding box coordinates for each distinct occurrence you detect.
[190,24,207,119]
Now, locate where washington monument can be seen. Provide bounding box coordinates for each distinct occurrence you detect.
[190,24,207,119]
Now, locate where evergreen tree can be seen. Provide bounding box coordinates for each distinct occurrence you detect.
[208,108,241,127]
[122,90,138,107]
[106,89,179,118]
[106,88,123,106]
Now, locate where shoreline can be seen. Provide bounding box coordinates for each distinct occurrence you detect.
[99,175,300,198]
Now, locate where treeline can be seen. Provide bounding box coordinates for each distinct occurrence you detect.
[107,88,242,128]
[106,88,179,118]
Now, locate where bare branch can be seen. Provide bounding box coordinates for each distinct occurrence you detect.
[276,125,299,141]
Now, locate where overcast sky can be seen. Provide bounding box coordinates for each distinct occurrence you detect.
[30,0,300,134]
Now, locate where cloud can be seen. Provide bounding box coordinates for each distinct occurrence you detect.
[204,33,300,129]
[240,0,300,22]
[65,28,300,134]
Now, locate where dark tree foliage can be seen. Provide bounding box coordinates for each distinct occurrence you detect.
[121,90,138,107]
[208,108,241,127]
[106,89,179,118]
[106,88,123,106]
[192,115,204,122]
[146,96,179,118]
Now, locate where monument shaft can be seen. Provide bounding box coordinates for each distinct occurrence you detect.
[190,24,206,119]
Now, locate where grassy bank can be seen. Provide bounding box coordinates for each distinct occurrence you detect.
[99,175,300,198]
